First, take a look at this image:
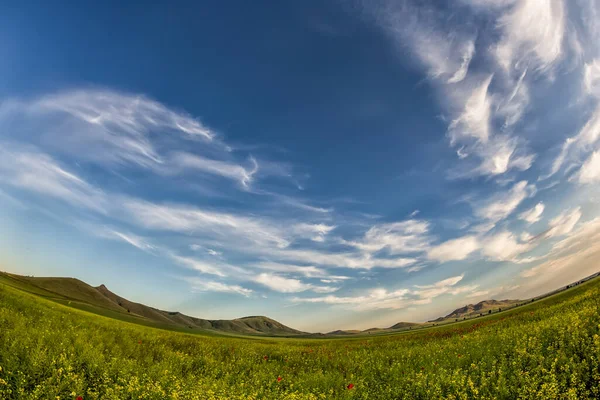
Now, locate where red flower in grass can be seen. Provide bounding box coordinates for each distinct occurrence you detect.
[347,383,355,390]
[77,397,83,400]
[138,340,142,344]
[263,355,268,360]
[277,376,282,382]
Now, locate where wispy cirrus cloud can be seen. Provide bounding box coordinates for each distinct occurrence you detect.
[170,152,259,189]
[183,276,253,297]
[92,227,156,252]
[473,180,535,226]
[253,273,338,294]
[343,220,432,255]
[492,0,566,73]
[361,0,545,178]
[547,106,600,180]
[0,89,298,193]
[480,231,531,262]
[291,274,473,311]
[575,151,600,183]
[253,262,343,279]
[290,223,336,243]
[0,143,108,213]
[519,217,600,289]
[519,202,545,224]
[544,207,582,239]
[427,235,479,263]
[120,199,292,249]
[0,140,421,278]
[23,89,214,168]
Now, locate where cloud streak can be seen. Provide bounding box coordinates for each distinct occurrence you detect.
[292,274,473,311]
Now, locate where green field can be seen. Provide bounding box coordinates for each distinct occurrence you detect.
[1,276,599,399]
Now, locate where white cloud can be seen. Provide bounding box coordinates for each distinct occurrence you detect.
[551,217,600,254]
[466,290,490,299]
[494,0,565,72]
[170,255,227,277]
[253,273,338,294]
[21,89,215,168]
[190,245,222,257]
[108,230,155,252]
[481,231,531,261]
[519,217,600,281]
[545,207,582,238]
[291,223,336,242]
[427,235,479,262]
[475,180,535,224]
[548,106,600,178]
[449,75,494,143]
[267,247,417,270]
[345,220,431,255]
[576,151,600,183]
[584,59,600,97]
[291,289,410,311]
[497,68,529,127]
[448,40,476,84]
[173,152,258,188]
[415,275,464,289]
[477,136,535,176]
[291,274,470,311]
[254,262,349,281]
[0,142,418,274]
[121,200,291,249]
[0,89,310,201]
[263,192,332,214]
[0,144,108,213]
[367,1,543,179]
[184,277,253,297]
[519,202,545,224]
[520,231,533,242]
[376,2,477,83]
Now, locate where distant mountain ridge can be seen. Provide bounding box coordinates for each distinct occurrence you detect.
[0,271,524,335]
[324,321,421,336]
[0,272,304,336]
[3,270,598,336]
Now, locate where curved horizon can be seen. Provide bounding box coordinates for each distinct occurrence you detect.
[2,0,600,332]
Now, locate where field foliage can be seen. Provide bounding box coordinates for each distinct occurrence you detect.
[1,278,600,399]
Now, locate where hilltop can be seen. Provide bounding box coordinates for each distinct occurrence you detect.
[431,299,522,322]
[0,271,304,336]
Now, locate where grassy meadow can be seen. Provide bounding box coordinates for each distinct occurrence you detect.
[1,276,600,399]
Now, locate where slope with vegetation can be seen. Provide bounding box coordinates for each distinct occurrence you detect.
[0,271,303,336]
[432,299,522,322]
[1,270,600,399]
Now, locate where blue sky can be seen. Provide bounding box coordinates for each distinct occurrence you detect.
[1,0,600,332]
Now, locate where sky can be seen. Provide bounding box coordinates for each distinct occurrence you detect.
[1,0,600,332]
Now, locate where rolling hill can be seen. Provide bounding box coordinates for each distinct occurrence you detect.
[431,299,522,322]
[388,321,420,330]
[0,270,535,336]
[0,271,304,336]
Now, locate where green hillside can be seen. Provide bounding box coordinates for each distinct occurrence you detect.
[1,271,599,398]
[432,299,523,322]
[0,271,302,336]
